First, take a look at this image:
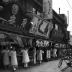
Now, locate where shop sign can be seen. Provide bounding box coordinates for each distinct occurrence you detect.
[29,15,53,38]
[44,41,49,47]
[54,43,66,48]
[36,40,49,47]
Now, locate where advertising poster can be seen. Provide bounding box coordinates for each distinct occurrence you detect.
[29,15,53,39]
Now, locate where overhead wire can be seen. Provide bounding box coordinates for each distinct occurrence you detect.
[66,0,72,9]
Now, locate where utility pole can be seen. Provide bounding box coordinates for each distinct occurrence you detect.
[67,11,69,25]
[59,8,60,14]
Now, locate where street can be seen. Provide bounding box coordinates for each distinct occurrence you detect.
[0,59,70,72]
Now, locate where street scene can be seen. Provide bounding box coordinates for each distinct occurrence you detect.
[0,0,72,72]
[0,60,68,72]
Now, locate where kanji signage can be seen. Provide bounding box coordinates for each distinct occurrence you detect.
[36,40,49,47]
[54,43,66,48]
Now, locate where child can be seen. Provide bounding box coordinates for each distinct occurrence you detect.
[21,48,30,68]
[1,46,10,69]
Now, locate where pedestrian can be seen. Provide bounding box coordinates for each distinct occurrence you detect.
[9,46,18,71]
[46,49,51,60]
[37,49,44,64]
[33,47,36,64]
[52,48,57,58]
[1,46,10,69]
[21,47,30,68]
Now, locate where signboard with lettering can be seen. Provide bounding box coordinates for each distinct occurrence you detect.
[54,43,66,48]
[36,40,49,47]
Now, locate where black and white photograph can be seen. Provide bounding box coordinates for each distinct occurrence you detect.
[0,0,72,72]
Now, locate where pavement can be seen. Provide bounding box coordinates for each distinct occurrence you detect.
[0,59,71,72]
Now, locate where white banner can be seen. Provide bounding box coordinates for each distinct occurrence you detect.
[43,0,52,19]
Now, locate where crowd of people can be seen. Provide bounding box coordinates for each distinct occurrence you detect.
[0,43,60,71]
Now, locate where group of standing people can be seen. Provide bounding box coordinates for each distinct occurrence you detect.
[1,45,30,71]
[0,44,58,71]
[1,46,18,71]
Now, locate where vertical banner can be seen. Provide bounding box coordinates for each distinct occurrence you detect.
[43,0,52,19]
